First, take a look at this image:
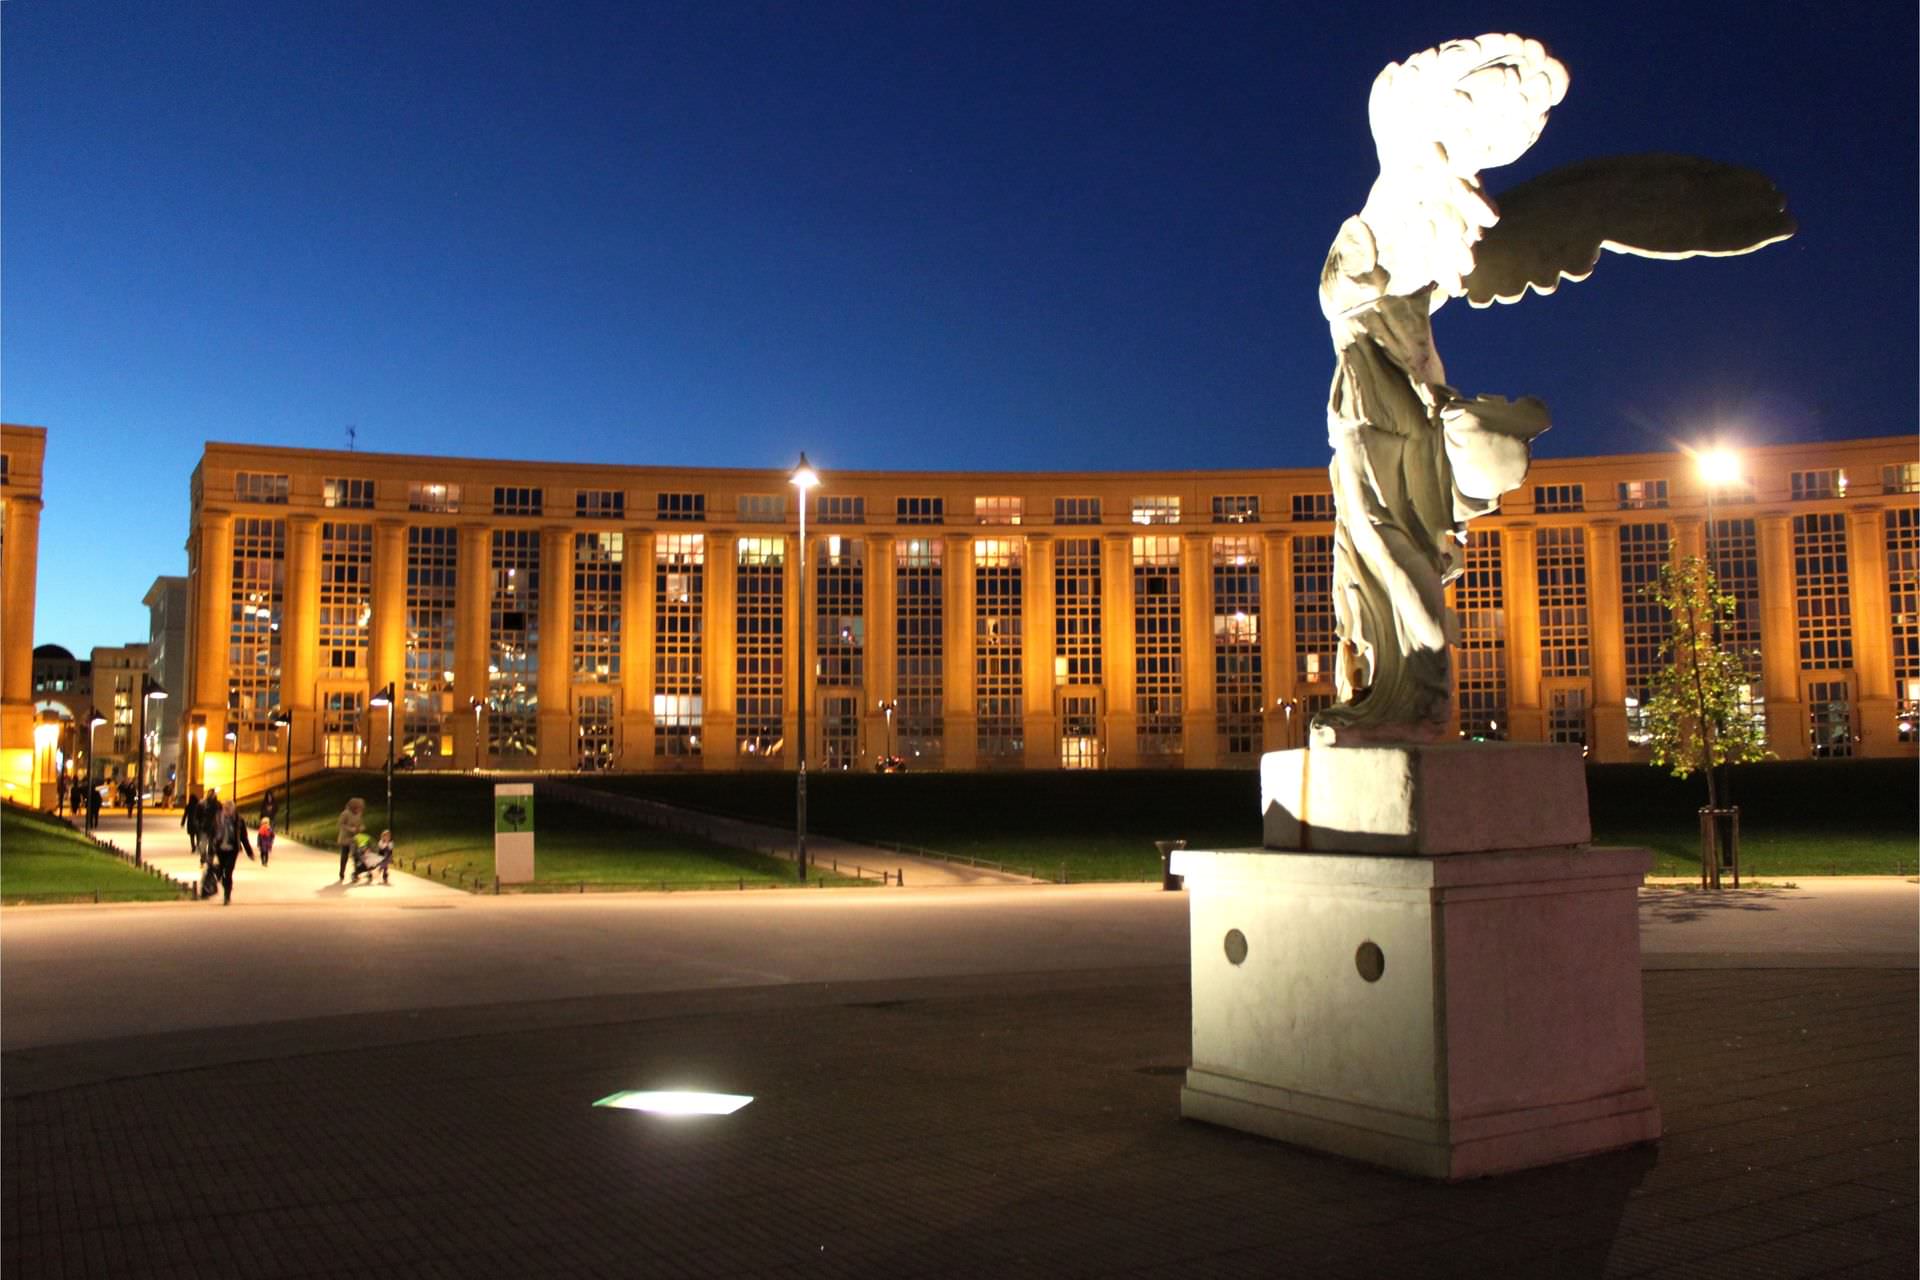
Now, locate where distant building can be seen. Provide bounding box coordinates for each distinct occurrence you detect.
[2,424,48,805]
[144,576,189,787]
[173,435,1918,795]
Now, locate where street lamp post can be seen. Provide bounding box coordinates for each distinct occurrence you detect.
[790,453,819,881]
[1694,445,1742,889]
[133,679,167,865]
[84,708,105,831]
[271,711,293,834]
[224,728,238,800]
[469,696,484,771]
[370,683,396,837]
[878,698,897,763]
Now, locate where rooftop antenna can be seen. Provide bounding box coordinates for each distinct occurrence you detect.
[346,423,357,452]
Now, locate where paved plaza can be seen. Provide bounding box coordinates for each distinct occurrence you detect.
[2,863,1914,1276]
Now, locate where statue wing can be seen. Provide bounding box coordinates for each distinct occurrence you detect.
[1462,154,1797,307]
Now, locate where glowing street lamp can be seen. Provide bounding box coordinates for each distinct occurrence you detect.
[134,679,166,864]
[369,683,397,838]
[1693,442,1742,889]
[469,695,485,771]
[790,453,819,882]
[878,697,898,763]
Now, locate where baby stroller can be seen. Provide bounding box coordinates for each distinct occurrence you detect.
[349,831,392,885]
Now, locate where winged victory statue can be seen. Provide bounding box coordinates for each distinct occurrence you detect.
[1312,33,1795,743]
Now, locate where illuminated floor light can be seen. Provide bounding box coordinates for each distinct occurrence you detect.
[593,1090,753,1116]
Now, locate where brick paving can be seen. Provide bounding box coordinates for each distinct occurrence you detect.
[3,965,1913,1278]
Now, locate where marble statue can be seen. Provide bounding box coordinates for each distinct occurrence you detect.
[1313,33,1795,743]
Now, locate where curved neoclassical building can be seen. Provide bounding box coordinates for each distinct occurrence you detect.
[169,435,1915,795]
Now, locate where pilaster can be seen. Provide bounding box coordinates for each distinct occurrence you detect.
[283,514,322,759]
[1846,506,1896,754]
[1,495,44,768]
[1587,520,1628,762]
[1102,531,1138,768]
[1261,531,1295,751]
[704,529,738,769]
[1181,531,1219,768]
[942,533,977,769]
[1755,512,1806,758]
[1500,523,1543,742]
[863,533,896,763]
[618,527,655,770]
[368,518,408,767]
[454,523,490,768]
[189,509,235,785]
[537,525,573,770]
[1021,532,1057,769]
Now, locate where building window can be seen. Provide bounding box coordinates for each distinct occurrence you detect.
[1293,534,1337,687]
[576,489,625,520]
[1616,480,1668,510]
[1054,497,1101,525]
[323,477,375,509]
[974,496,1023,526]
[1537,528,1591,677]
[897,496,945,525]
[1548,687,1590,746]
[318,522,372,673]
[1533,484,1584,514]
[1449,530,1506,738]
[974,539,1023,762]
[322,691,365,768]
[576,694,615,771]
[404,527,457,761]
[816,537,864,691]
[1212,495,1259,524]
[493,486,543,517]
[737,494,783,523]
[1710,518,1765,686]
[1790,469,1847,501]
[1882,463,1920,496]
[1887,508,1920,743]
[234,472,290,505]
[1131,495,1180,526]
[407,482,461,513]
[654,534,704,756]
[572,533,622,684]
[1619,523,1670,745]
[1213,537,1261,758]
[227,517,285,750]
[658,491,706,521]
[488,530,541,759]
[1055,538,1102,685]
[895,538,944,764]
[1807,680,1853,757]
[735,537,785,758]
[1792,513,1852,669]
[817,495,865,524]
[1290,493,1335,522]
[0,453,9,485]
[1133,535,1182,756]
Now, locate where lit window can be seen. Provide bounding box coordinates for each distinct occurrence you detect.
[974,496,1023,526]
[323,477,375,509]
[1616,479,1668,510]
[408,482,461,513]
[1790,469,1845,501]
[1131,495,1180,525]
[1211,495,1259,524]
[1882,463,1920,495]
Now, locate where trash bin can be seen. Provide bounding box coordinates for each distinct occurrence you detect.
[1154,839,1187,891]
[1697,806,1741,889]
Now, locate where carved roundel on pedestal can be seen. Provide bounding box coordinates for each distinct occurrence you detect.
[1355,941,1385,982]
[1223,929,1249,966]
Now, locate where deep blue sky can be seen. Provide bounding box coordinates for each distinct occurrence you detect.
[6,0,1915,651]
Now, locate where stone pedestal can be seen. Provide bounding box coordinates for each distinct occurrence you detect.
[1174,743,1660,1180]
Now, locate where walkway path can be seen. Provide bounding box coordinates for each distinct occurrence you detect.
[84,812,465,905]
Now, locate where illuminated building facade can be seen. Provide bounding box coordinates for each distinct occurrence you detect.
[177,436,1917,794]
[2,424,49,805]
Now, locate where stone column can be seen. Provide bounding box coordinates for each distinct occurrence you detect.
[1261,531,1294,751]
[1846,506,1895,755]
[1021,532,1058,769]
[1670,514,1705,564]
[454,523,490,769]
[283,514,322,761]
[704,529,738,769]
[537,525,573,770]
[1756,513,1806,759]
[1500,523,1543,742]
[941,533,977,769]
[368,517,408,768]
[619,527,655,770]
[1102,531,1137,768]
[1,494,43,780]
[1181,531,1218,768]
[863,533,896,763]
[1587,520,1627,762]
[187,509,236,790]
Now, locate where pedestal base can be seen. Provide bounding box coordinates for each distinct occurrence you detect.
[1171,843,1661,1180]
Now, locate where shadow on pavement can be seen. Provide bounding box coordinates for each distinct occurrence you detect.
[1637,885,1797,925]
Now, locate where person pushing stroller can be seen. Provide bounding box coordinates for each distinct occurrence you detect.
[349,829,393,886]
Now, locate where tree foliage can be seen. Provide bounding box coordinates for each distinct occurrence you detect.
[1642,555,1770,790]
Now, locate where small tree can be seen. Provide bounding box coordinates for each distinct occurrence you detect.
[1642,555,1770,872]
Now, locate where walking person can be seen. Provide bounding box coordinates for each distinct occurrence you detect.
[256,814,275,867]
[261,788,277,827]
[180,791,202,854]
[208,800,255,906]
[336,797,367,882]
[85,782,102,832]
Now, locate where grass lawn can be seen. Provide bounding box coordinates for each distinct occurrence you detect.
[273,772,864,890]
[1,803,188,903]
